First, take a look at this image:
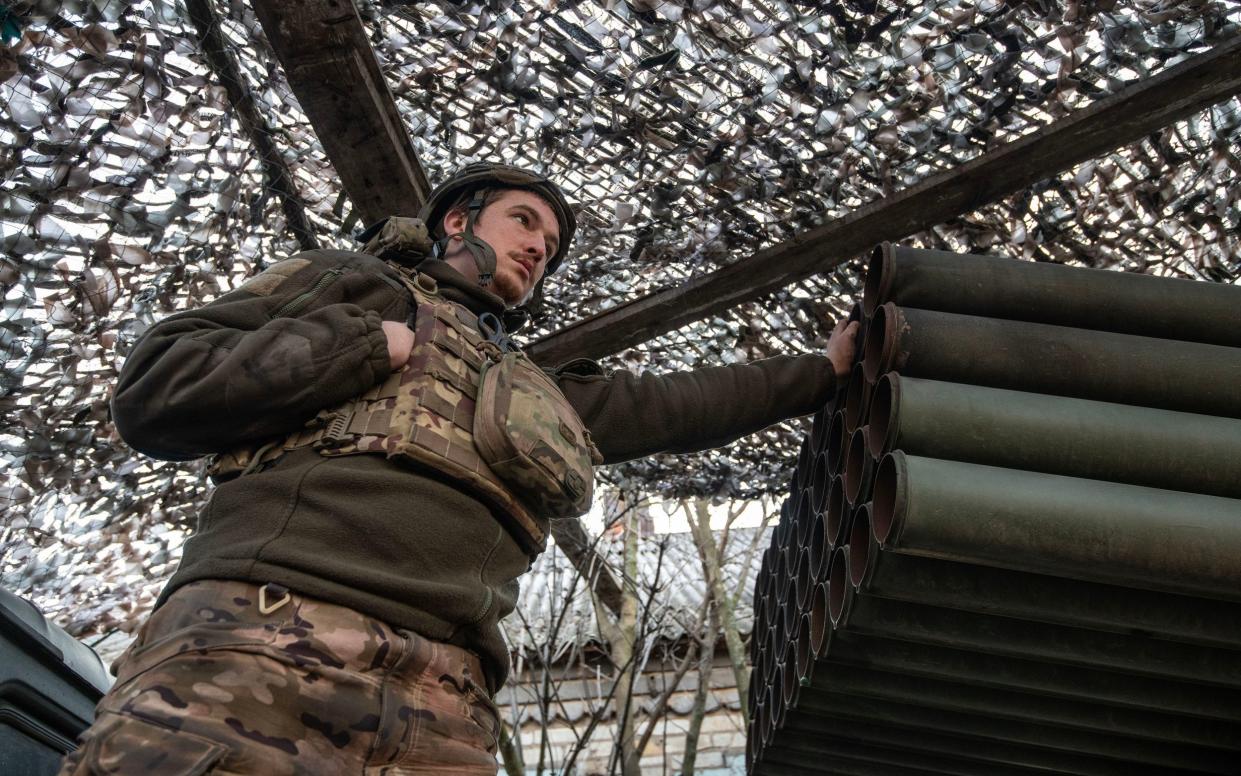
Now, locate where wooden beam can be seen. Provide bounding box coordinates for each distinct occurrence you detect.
[528,37,1241,366]
[549,519,623,618]
[249,0,430,224]
[188,0,320,251]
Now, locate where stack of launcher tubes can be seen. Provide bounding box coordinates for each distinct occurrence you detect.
[745,243,1241,776]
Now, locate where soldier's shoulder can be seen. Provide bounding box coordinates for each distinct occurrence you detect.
[236,249,400,298]
[288,248,394,271]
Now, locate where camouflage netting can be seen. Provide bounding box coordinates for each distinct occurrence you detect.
[2,0,1238,642]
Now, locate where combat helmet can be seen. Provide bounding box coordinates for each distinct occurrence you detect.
[419,162,576,299]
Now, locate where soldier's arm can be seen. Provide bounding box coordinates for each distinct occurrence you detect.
[555,354,837,465]
[112,249,410,460]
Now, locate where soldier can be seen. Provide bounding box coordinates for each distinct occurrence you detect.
[61,163,858,774]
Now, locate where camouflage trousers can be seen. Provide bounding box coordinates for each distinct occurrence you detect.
[59,580,501,775]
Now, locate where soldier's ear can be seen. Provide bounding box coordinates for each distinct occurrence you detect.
[442,205,469,238]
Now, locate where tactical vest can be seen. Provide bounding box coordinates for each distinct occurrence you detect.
[210,269,602,556]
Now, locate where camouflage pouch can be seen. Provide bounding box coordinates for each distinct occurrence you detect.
[359,216,434,264]
[474,351,603,518]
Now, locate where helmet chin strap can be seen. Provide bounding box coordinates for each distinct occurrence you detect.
[431,189,498,290]
[462,190,496,288]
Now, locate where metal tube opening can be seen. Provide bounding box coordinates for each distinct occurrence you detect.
[862,302,894,383]
[795,487,814,548]
[828,546,848,625]
[796,612,814,683]
[844,362,870,433]
[810,582,830,657]
[872,453,903,547]
[844,426,874,504]
[867,372,898,458]
[796,547,813,611]
[827,476,848,549]
[826,410,847,476]
[849,505,872,588]
[809,511,827,581]
[861,243,892,317]
[810,452,830,517]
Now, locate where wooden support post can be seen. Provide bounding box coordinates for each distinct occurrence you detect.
[249,0,431,224]
[527,37,1241,366]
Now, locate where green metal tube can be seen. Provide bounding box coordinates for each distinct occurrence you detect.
[788,687,1236,774]
[799,661,1241,753]
[761,737,1042,776]
[833,588,1241,689]
[850,517,1241,650]
[861,303,1241,418]
[862,243,1241,348]
[777,710,1154,776]
[873,452,1241,602]
[868,374,1241,498]
[824,631,1241,721]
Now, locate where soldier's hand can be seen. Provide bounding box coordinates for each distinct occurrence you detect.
[826,318,859,380]
[382,321,416,371]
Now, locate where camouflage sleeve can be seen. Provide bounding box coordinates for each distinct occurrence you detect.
[112,249,411,460]
[553,354,836,465]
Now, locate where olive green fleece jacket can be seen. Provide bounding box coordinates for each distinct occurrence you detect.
[111,249,836,690]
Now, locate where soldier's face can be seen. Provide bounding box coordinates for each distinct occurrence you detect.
[441,189,560,305]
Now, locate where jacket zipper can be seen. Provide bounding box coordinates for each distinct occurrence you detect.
[272,268,343,317]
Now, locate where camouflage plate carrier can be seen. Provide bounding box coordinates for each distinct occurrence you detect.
[211,267,602,556]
